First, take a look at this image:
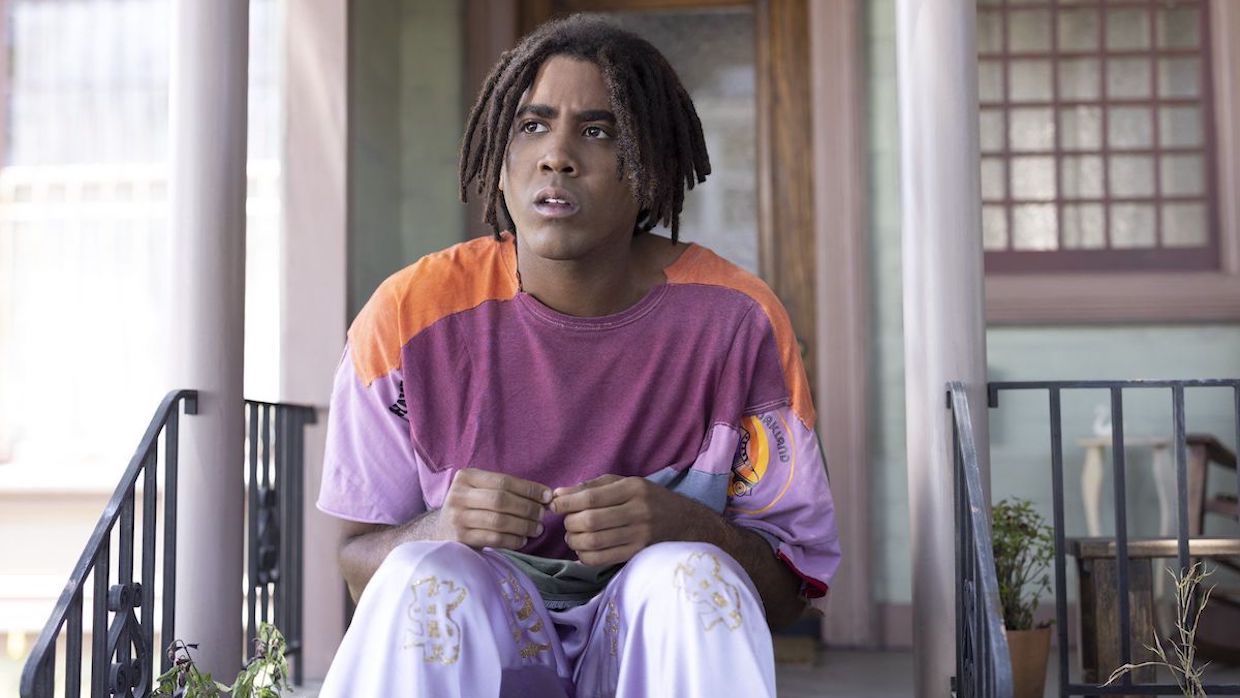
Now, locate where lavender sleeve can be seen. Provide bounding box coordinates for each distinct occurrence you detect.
[316,346,428,525]
[724,406,841,598]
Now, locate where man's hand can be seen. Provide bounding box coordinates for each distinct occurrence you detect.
[437,468,552,550]
[551,475,711,566]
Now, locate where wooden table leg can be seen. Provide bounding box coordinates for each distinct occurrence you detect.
[1078,556,1157,697]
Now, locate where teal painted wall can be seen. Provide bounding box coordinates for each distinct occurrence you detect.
[864,0,1240,605]
[348,0,466,319]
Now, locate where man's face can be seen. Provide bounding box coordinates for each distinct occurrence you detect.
[500,56,642,261]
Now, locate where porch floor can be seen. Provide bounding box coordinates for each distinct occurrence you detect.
[286,647,1240,697]
[285,650,918,697]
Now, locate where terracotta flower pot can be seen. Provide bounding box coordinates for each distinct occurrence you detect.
[1007,626,1051,698]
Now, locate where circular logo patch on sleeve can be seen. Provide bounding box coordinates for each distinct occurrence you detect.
[728,415,769,498]
[727,411,797,513]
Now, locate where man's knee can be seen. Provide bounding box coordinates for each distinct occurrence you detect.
[619,542,762,625]
[626,542,746,583]
[368,541,492,599]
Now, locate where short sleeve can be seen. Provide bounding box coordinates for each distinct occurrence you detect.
[316,345,428,525]
[725,405,841,598]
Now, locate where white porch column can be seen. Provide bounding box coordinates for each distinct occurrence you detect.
[895,1,990,696]
[282,0,348,680]
[170,0,249,678]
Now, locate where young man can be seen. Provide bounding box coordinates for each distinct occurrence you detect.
[316,15,840,697]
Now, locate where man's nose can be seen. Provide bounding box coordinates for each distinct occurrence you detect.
[538,135,577,175]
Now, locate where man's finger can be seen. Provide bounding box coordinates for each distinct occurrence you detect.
[562,504,630,533]
[564,524,636,553]
[551,477,632,514]
[462,487,546,522]
[458,468,553,504]
[577,542,643,567]
[550,474,622,499]
[456,509,545,538]
[460,530,528,551]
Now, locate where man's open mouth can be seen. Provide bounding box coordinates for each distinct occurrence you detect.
[532,187,579,218]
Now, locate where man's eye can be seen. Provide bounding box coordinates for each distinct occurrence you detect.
[583,126,612,139]
[520,121,547,134]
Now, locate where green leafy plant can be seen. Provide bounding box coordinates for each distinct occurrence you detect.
[991,497,1055,631]
[1104,562,1215,698]
[153,622,291,698]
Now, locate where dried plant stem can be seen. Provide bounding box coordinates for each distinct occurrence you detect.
[1103,562,1215,698]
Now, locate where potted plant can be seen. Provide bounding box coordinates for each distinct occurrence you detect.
[153,622,291,698]
[992,497,1055,698]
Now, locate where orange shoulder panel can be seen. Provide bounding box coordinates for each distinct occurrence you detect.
[348,234,519,386]
[665,245,817,429]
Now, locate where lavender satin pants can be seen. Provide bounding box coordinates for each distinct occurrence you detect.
[319,540,776,698]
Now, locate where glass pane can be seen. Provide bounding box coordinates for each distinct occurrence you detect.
[1106,8,1151,51]
[1013,204,1058,250]
[1059,7,1100,51]
[1158,57,1201,99]
[1011,59,1052,102]
[1060,106,1102,150]
[981,158,1006,201]
[1162,203,1208,247]
[1059,59,1100,100]
[1061,155,1104,198]
[1108,106,1153,149]
[979,59,1004,103]
[603,10,758,272]
[1062,204,1106,249]
[1159,106,1202,147]
[1160,154,1205,197]
[1010,9,1051,52]
[978,10,1003,53]
[1010,108,1054,151]
[982,205,1008,250]
[1109,155,1155,197]
[1111,204,1156,248]
[980,109,1005,153]
[1107,57,1151,99]
[1157,6,1200,49]
[1011,156,1056,200]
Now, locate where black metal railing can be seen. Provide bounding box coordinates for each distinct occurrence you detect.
[19,390,197,698]
[20,392,317,697]
[243,399,316,687]
[950,382,1015,698]
[988,379,1240,696]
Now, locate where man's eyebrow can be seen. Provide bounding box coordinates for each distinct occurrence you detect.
[575,109,615,124]
[516,104,556,119]
[515,104,615,124]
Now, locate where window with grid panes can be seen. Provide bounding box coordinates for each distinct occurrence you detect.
[978,0,1218,273]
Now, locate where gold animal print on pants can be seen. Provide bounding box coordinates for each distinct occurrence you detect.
[403,576,468,664]
[673,552,743,631]
[604,600,621,656]
[499,574,552,661]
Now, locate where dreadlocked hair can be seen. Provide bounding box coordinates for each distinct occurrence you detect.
[459,14,711,243]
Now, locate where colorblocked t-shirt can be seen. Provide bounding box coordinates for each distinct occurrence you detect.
[317,233,841,597]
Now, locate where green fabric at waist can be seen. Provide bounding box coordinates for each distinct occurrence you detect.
[495,549,624,610]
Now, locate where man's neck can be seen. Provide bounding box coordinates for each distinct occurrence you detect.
[516,237,649,318]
